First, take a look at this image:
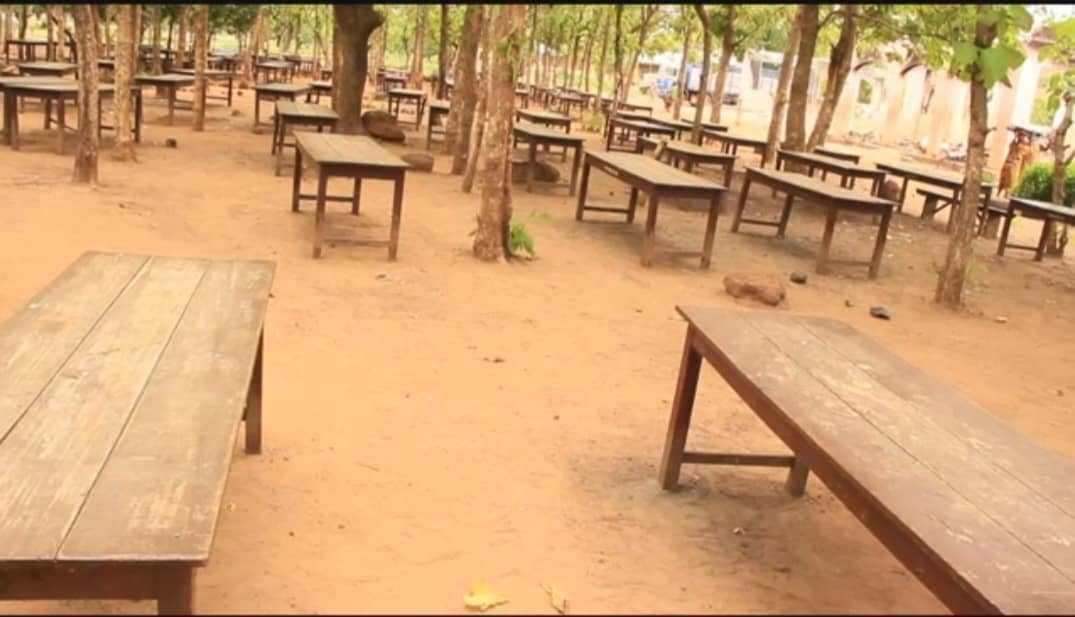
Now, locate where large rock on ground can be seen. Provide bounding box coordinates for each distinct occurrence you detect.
[879,179,901,202]
[362,110,406,143]
[510,158,561,184]
[401,152,434,172]
[723,273,786,306]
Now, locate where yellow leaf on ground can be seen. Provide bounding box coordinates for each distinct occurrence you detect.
[463,581,508,612]
[540,583,568,614]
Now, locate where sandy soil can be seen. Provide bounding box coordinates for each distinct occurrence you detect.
[0,80,1073,614]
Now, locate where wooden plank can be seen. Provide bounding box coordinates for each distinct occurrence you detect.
[586,150,724,191]
[295,132,409,168]
[0,257,209,560]
[0,252,148,442]
[747,167,893,207]
[61,260,274,562]
[677,306,1073,613]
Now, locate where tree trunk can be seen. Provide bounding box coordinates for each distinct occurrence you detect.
[370,21,386,88]
[446,5,482,175]
[612,6,623,107]
[934,13,996,308]
[241,7,263,88]
[596,8,609,97]
[19,4,27,39]
[473,4,525,262]
[437,4,449,99]
[708,6,736,123]
[782,5,819,153]
[192,5,208,131]
[176,6,188,68]
[672,15,693,120]
[1045,95,1073,256]
[581,22,594,93]
[764,6,802,166]
[806,5,857,149]
[46,4,56,60]
[461,8,491,194]
[690,5,713,145]
[409,5,427,89]
[150,5,162,74]
[333,5,385,134]
[72,5,100,184]
[524,5,537,85]
[113,4,137,161]
[621,5,657,104]
[568,29,580,90]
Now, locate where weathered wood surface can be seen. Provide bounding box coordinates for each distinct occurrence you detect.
[275,101,339,121]
[514,121,584,144]
[665,306,1075,614]
[0,252,274,564]
[294,132,409,169]
[585,150,724,191]
[134,73,196,86]
[813,145,859,164]
[744,167,892,208]
[253,83,309,95]
[516,108,570,125]
[16,61,78,76]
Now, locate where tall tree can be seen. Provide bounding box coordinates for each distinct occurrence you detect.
[333,5,385,134]
[595,8,610,97]
[672,8,694,120]
[612,5,624,107]
[150,5,163,73]
[708,6,736,123]
[445,4,482,175]
[192,5,208,131]
[782,5,820,153]
[437,4,449,99]
[806,5,859,149]
[619,5,659,103]
[1039,16,1075,256]
[462,8,491,194]
[113,4,138,161]
[764,6,802,166]
[690,5,713,145]
[176,5,188,68]
[473,4,525,262]
[409,5,427,89]
[72,5,100,183]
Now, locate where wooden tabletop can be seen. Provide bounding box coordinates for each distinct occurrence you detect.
[514,122,585,143]
[516,108,570,123]
[17,61,77,72]
[294,132,410,169]
[746,167,894,208]
[676,305,1075,614]
[705,130,766,147]
[1008,197,1075,222]
[429,99,450,112]
[275,101,339,121]
[586,150,724,191]
[310,80,332,90]
[611,118,675,134]
[254,82,310,94]
[663,140,736,161]
[0,251,274,563]
[777,149,883,175]
[875,160,996,189]
[256,60,290,69]
[174,68,235,78]
[387,88,426,98]
[608,110,653,123]
[134,73,196,85]
[648,117,694,131]
[702,121,728,132]
[813,145,859,162]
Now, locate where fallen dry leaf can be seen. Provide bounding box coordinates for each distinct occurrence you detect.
[463,581,508,612]
[540,583,568,614]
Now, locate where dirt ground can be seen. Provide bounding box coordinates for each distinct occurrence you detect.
[1,79,1073,615]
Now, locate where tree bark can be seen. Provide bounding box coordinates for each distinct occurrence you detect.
[524,5,537,85]
[176,5,188,68]
[782,5,819,153]
[1045,94,1073,256]
[72,5,100,184]
[673,13,693,120]
[612,6,624,107]
[934,12,997,308]
[568,28,581,90]
[113,4,137,161]
[437,4,449,99]
[596,8,609,97]
[46,4,56,60]
[150,5,162,74]
[621,6,657,104]
[19,4,27,39]
[764,6,802,166]
[581,19,594,93]
[446,4,482,175]
[333,5,385,134]
[409,5,427,89]
[806,5,857,149]
[708,6,736,123]
[473,4,525,262]
[461,9,491,194]
[192,5,208,131]
[241,7,263,88]
[690,5,713,145]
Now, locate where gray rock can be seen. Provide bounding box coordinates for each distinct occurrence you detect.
[790,271,808,284]
[869,306,891,320]
[510,158,561,184]
[361,109,406,143]
[164,138,178,148]
[723,273,786,307]
[401,152,434,172]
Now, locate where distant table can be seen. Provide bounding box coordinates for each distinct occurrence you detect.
[382,75,407,94]
[512,122,586,195]
[304,80,332,104]
[426,99,450,150]
[2,78,142,153]
[0,251,272,615]
[133,73,195,125]
[605,117,675,153]
[732,167,897,278]
[386,88,427,130]
[656,140,735,188]
[255,60,292,83]
[272,101,339,177]
[17,61,78,78]
[775,149,886,195]
[515,108,572,160]
[702,121,728,133]
[813,145,859,164]
[514,88,530,109]
[252,82,310,129]
[556,92,586,118]
[875,161,995,215]
[646,117,694,140]
[703,130,769,167]
[292,133,410,260]
[4,39,54,62]
[575,150,726,268]
[174,68,235,107]
[997,197,1075,261]
[600,97,652,115]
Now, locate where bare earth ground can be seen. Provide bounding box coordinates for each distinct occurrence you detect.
[0,82,1073,614]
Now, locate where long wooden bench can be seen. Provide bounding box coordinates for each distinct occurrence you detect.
[660,306,1075,614]
[0,251,275,614]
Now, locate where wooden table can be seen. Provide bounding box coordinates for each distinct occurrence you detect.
[646,117,694,140]
[2,78,142,153]
[0,251,274,615]
[997,197,1075,261]
[305,79,332,104]
[575,150,726,268]
[515,87,530,109]
[252,82,310,129]
[426,99,450,150]
[875,160,995,216]
[174,68,236,107]
[513,122,586,195]
[605,117,676,153]
[703,130,769,167]
[556,92,586,118]
[701,121,728,133]
[600,97,652,115]
[4,39,54,62]
[17,61,78,78]
[656,140,735,188]
[292,133,409,260]
[732,167,896,278]
[255,60,292,83]
[515,108,572,160]
[272,101,339,176]
[660,305,1075,615]
[813,145,859,164]
[775,149,886,195]
[386,88,427,129]
[134,73,196,126]
[381,74,407,94]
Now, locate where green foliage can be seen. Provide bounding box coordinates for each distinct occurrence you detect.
[1013,163,1075,207]
[508,212,550,258]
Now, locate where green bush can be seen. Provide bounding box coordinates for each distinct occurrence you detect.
[1012,162,1075,208]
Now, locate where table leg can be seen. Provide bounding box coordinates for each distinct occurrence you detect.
[244,331,263,454]
[291,148,303,212]
[997,209,1014,256]
[659,326,703,490]
[55,97,65,155]
[777,193,795,239]
[569,144,581,197]
[44,97,51,129]
[785,459,810,497]
[156,566,195,615]
[526,141,536,193]
[701,193,721,269]
[1035,218,1051,261]
[816,208,839,275]
[274,119,284,177]
[574,160,591,221]
[869,208,893,279]
[135,90,143,143]
[897,176,909,212]
[313,170,328,259]
[389,176,404,260]
[167,86,176,126]
[641,194,659,267]
[227,76,233,107]
[627,187,639,224]
[352,178,362,215]
[254,93,261,131]
[730,175,752,233]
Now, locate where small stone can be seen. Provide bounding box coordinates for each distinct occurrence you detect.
[789,271,808,284]
[869,306,891,320]
[375,273,388,280]
[401,152,434,172]
[723,273,786,306]
[164,138,178,148]
[733,527,744,535]
[1057,389,1064,397]
[231,109,242,117]
[844,299,854,308]
[553,414,560,420]
[994,315,1008,324]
